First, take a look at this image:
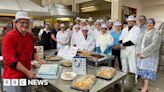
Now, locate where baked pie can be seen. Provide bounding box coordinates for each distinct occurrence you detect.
[71,74,96,91]
[45,55,62,61]
[96,67,116,79]
[62,61,72,67]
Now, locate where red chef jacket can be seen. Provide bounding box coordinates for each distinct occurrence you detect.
[2,28,35,79]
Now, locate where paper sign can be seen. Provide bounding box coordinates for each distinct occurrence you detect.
[57,47,78,60]
[72,56,87,75]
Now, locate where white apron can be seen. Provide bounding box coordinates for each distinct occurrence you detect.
[120,25,141,74]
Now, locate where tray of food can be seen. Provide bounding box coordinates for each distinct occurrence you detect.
[77,51,105,61]
[96,67,116,80]
[61,60,72,67]
[45,55,62,61]
[77,51,93,57]
[71,74,96,91]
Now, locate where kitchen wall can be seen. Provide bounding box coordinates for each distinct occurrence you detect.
[142,0,164,28]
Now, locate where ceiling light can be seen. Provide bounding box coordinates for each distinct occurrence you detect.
[104,0,112,2]
[81,6,96,10]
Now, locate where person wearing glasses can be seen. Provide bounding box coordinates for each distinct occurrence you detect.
[2,11,45,92]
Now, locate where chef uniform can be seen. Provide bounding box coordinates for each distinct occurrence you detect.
[107,19,114,34]
[73,17,81,31]
[79,27,96,51]
[119,15,142,74]
[92,20,102,47]
[87,17,95,35]
[56,24,70,49]
[71,25,83,47]
[96,24,114,55]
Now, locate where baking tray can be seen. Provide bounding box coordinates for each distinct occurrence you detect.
[70,75,96,92]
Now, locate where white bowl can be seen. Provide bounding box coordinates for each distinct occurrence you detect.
[61,72,77,81]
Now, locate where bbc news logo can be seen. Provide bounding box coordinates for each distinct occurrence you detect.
[3,79,48,86]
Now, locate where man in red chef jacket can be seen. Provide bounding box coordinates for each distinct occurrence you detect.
[2,11,45,92]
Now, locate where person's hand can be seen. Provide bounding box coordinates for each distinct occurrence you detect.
[120,44,126,49]
[38,59,46,64]
[137,53,141,57]
[26,70,36,79]
[140,53,145,59]
[112,46,117,49]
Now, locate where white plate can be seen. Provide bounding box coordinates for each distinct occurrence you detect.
[61,72,77,81]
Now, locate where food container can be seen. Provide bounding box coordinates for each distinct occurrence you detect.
[71,74,96,91]
[45,55,62,61]
[77,50,115,66]
[61,60,72,67]
[96,67,116,80]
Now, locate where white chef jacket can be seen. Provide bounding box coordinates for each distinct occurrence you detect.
[92,28,101,47]
[97,32,114,55]
[79,34,96,51]
[119,25,142,74]
[56,30,70,49]
[71,30,83,47]
[87,25,95,35]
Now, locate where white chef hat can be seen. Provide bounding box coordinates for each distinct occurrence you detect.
[75,17,81,21]
[101,23,107,28]
[81,26,88,31]
[99,19,104,23]
[107,19,113,23]
[74,24,80,28]
[87,17,93,22]
[81,19,87,23]
[95,19,101,23]
[114,20,122,26]
[60,23,65,27]
[127,15,136,21]
[15,11,30,22]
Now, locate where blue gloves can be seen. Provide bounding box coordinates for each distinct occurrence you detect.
[103,45,112,54]
[95,47,101,54]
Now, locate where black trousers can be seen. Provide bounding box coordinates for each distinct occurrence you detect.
[111,49,122,70]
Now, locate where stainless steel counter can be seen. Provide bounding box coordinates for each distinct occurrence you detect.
[42,49,127,92]
[46,66,126,92]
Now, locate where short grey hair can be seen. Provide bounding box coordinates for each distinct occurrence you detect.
[147,18,155,25]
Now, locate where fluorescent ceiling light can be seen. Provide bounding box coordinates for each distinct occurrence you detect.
[81,6,97,12]
[104,0,112,2]
[81,6,96,10]
[57,18,70,21]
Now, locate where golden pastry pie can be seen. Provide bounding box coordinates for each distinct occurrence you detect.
[96,67,116,79]
[71,74,96,91]
[62,61,72,67]
[45,55,62,61]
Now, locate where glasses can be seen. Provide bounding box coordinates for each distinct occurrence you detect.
[18,21,30,26]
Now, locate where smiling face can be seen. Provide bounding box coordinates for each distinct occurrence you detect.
[147,19,155,30]
[127,20,135,27]
[95,23,101,29]
[107,22,113,29]
[101,27,107,34]
[115,25,121,32]
[15,19,30,34]
[139,17,146,26]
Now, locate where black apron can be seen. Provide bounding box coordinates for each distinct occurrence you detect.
[50,29,57,49]
[41,31,51,50]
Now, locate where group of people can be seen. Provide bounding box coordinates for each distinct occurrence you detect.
[2,11,161,92]
[38,15,161,92]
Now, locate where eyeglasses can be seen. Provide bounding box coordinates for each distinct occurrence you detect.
[18,21,30,26]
